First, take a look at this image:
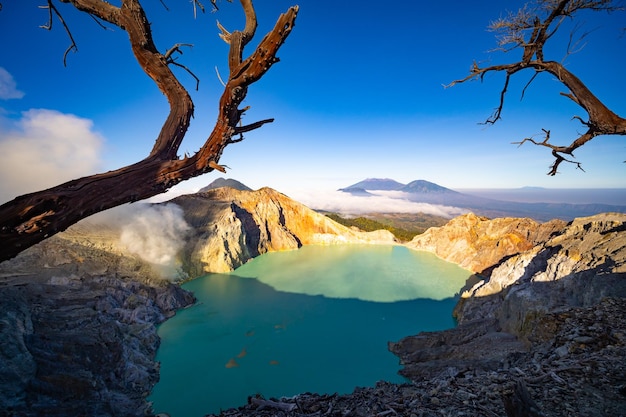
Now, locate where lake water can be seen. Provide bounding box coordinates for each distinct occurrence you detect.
[149,245,472,416]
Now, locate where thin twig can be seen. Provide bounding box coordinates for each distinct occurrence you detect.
[520,72,539,100]
[40,0,78,66]
[193,0,207,17]
[233,118,274,135]
[164,43,200,90]
[170,62,200,90]
[86,13,110,30]
[215,66,226,86]
[164,43,193,60]
[38,0,53,30]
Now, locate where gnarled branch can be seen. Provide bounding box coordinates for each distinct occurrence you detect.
[514,128,590,174]
[448,0,626,175]
[0,0,298,262]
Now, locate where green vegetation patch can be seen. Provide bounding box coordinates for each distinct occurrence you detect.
[323,212,450,242]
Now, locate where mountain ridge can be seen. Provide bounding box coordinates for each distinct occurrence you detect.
[338,177,626,221]
[340,178,458,194]
[339,178,405,191]
[400,179,459,194]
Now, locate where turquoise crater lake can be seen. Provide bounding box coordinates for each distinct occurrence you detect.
[149,245,472,416]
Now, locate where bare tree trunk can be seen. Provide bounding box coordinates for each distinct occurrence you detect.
[0,0,298,262]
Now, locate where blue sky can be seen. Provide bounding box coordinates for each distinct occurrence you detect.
[0,1,625,206]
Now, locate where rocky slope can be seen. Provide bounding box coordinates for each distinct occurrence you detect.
[173,187,396,274]
[456,212,626,333]
[0,223,195,416]
[391,212,626,416]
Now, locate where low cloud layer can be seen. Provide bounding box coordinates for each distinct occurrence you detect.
[0,109,103,204]
[288,189,468,218]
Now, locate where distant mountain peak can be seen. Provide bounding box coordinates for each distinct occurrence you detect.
[339,178,405,192]
[199,177,252,193]
[338,178,461,196]
[336,187,374,197]
[400,180,458,194]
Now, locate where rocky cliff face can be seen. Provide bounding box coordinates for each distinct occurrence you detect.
[0,219,195,416]
[173,187,396,274]
[455,212,626,335]
[407,212,566,274]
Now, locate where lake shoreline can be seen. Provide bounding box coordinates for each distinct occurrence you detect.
[150,245,470,416]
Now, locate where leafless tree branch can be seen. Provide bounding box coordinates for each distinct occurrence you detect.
[449,0,626,175]
[164,43,200,90]
[0,0,298,261]
[40,0,79,66]
[215,66,227,86]
[233,118,274,135]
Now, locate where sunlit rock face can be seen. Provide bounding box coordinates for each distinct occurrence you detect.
[406,211,626,335]
[406,212,566,274]
[456,212,626,337]
[172,187,397,274]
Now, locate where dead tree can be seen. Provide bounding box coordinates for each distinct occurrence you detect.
[0,0,298,262]
[447,0,625,175]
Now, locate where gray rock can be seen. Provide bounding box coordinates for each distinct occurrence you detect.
[455,213,626,338]
[0,228,195,416]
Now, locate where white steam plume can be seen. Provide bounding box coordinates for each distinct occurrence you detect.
[118,203,191,281]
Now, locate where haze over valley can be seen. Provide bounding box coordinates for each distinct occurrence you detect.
[285,177,626,222]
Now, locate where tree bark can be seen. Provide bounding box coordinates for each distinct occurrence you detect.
[0,0,298,262]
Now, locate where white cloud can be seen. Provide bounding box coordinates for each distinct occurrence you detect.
[288,188,468,218]
[0,109,103,203]
[0,68,24,100]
